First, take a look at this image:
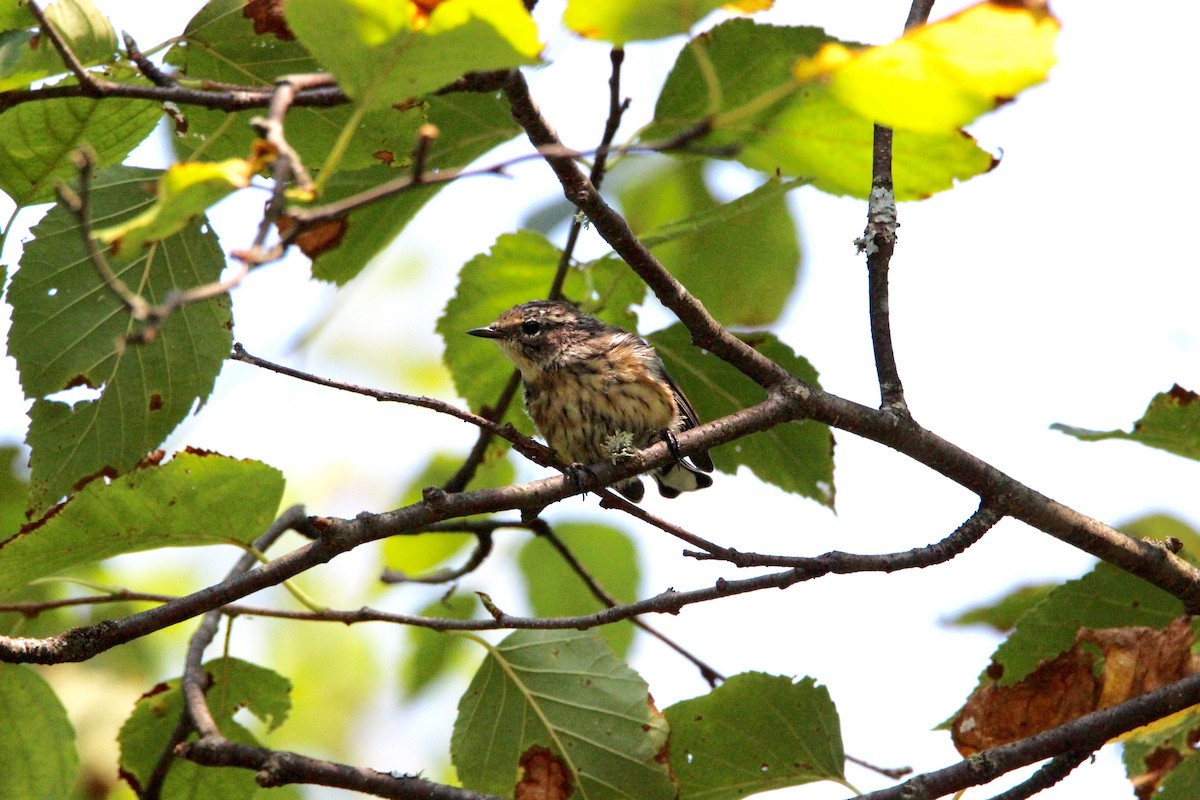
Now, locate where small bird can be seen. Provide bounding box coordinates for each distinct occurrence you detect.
[468,300,714,502]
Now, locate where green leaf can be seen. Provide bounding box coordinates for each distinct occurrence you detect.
[563,0,725,44]
[1119,513,1200,561]
[382,450,516,579]
[452,629,674,800]
[0,450,284,599]
[165,0,427,172]
[620,161,802,326]
[1123,707,1200,787]
[93,157,262,256]
[645,19,996,200]
[305,92,521,283]
[0,78,160,206]
[793,2,1059,133]
[1157,753,1200,800]
[0,0,116,91]
[649,325,834,505]
[1052,384,1200,462]
[665,672,847,800]
[287,0,539,111]
[399,593,477,698]
[987,561,1185,687]
[8,166,232,514]
[118,657,292,798]
[947,583,1056,633]
[517,522,640,657]
[0,663,78,800]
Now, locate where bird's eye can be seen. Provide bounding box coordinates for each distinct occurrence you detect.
[521,319,542,336]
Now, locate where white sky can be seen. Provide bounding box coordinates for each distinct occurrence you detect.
[2,1,1199,799]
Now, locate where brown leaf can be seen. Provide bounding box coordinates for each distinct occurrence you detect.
[514,745,572,800]
[952,618,1197,755]
[277,216,348,259]
[243,0,294,40]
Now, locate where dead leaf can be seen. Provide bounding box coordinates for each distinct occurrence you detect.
[952,618,1197,755]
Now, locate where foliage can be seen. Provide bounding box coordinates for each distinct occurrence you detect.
[1,2,1196,800]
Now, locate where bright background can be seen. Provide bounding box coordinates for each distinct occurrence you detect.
[2,1,1198,798]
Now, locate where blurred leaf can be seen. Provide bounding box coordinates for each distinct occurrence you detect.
[0,446,26,537]
[794,2,1058,133]
[382,451,515,579]
[987,562,1185,687]
[621,161,803,326]
[645,19,995,200]
[166,0,429,172]
[0,0,116,91]
[650,325,834,505]
[517,522,639,657]
[1123,707,1200,800]
[0,450,284,599]
[118,657,291,798]
[287,0,539,111]
[1120,513,1200,561]
[948,584,1056,633]
[0,663,78,800]
[1052,384,1200,462]
[94,156,264,256]
[305,92,520,284]
[665,673,847,799]
[8,166,231,514]
[452,629,674,800]
[0,78,160,206]
[563,0,725,44]
[400,593,477,698]
[1155,752,1200,800]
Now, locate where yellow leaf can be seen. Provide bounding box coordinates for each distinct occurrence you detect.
[793,0,1059,133]
[95,150,270,255]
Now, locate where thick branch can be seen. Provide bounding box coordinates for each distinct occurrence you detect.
[499,70,1200,612]
[858,672,1200,800]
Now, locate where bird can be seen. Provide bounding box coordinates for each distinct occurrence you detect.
[467,300,714,502]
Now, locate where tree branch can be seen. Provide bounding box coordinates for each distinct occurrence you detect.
[499,69,1200,613]
[857,671,1200,800]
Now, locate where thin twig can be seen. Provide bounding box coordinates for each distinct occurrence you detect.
[123,33,176,87]
[229,343,553,466]
[26,0,103,95]
[684,505,1000,569]
[984,751,1092,800]
[845,753,912,781]
[548,47,629,301]
[526,517,725,687]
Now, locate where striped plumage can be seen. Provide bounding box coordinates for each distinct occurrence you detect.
[467,300,713,502]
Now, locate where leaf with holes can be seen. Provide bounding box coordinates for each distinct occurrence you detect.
[118,657,292,798]
[665,672,848,800]
[452,629,674,800]
[8,166,232,514]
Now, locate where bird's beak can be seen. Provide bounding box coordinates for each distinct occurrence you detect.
[467,326,505,339]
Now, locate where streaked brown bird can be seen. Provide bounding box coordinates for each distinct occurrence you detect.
[468,300,714,502]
